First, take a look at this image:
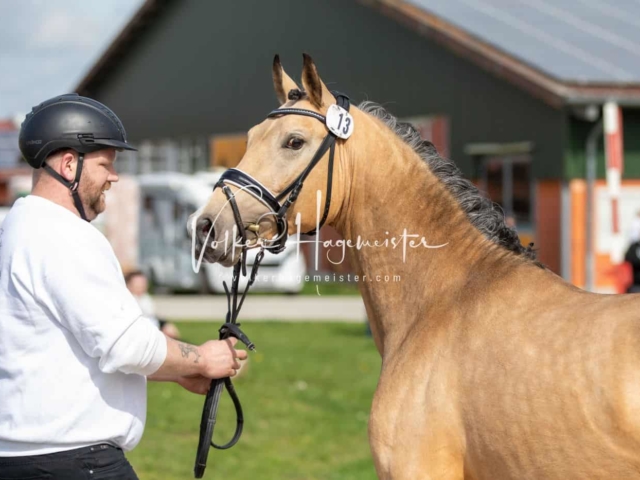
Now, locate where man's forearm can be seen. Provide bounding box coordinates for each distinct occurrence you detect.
[150,336,243,381]
[151,337,205,378]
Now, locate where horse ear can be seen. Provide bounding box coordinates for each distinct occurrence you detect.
[301,53,333,110]
[272,55,298,105]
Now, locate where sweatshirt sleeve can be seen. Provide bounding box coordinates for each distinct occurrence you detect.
[34,236,168,376]
[99,316,168,375]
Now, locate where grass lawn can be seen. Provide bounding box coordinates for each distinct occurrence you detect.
[300,282,361,296]
[128,321,380,480]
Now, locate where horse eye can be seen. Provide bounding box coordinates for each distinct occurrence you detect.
[285,137,305,150]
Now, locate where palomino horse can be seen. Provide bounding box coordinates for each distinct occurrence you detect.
[189,55,640,479]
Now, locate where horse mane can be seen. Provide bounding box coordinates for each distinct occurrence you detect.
[358,101,538,263]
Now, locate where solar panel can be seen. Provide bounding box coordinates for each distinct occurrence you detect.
[406,0,640,83]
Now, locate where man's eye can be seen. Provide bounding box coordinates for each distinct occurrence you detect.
[285,137,305,150]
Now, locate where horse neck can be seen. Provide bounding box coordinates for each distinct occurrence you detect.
[332,112,529,356]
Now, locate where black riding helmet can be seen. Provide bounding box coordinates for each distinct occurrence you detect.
[19,93,136,221]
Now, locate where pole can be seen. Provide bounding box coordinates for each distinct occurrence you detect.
[604,102,625,265]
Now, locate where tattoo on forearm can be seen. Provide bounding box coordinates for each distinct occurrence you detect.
[178,343,201,363]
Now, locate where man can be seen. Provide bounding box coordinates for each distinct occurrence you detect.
[0,94,247,479]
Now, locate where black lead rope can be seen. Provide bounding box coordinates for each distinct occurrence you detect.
[194,247,264,479]
[194,92,351,478]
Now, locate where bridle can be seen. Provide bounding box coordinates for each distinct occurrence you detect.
[193,91,353,478]
[213,91,351,254]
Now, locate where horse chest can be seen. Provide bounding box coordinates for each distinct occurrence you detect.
[370,355,461,449]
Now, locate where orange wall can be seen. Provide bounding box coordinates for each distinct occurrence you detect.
[570,180,587,288]
[535,180,561,274]
[210,133,247,169]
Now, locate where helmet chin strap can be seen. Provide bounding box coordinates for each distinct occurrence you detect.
[42,153,89,221]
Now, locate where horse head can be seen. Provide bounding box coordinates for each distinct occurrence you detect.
[189,54,353,267]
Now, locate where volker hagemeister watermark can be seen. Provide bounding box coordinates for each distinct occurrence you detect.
[192,189,448,272]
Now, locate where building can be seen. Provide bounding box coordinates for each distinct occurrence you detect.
[76,0,640,290]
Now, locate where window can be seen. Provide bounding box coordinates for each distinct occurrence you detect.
[477,154,532,230]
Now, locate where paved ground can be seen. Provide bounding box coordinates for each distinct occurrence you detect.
[153,295,367,322]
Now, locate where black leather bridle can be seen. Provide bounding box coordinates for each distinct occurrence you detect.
[214,91,351,254]
[193,92,352,478]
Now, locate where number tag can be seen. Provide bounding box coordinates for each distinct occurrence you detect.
[326,104,354,139]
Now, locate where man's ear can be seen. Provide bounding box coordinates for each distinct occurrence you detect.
[58,151,77,182]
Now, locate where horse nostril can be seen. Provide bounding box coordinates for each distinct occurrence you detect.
[196,217,214,241]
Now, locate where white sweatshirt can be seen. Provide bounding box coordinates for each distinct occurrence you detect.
[0,195,168,456]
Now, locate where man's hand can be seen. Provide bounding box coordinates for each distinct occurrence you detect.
[176,338,248,395]
[153,336,249,381]
[199,337,248,379]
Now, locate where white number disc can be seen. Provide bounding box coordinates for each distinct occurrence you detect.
[326,104,354,139]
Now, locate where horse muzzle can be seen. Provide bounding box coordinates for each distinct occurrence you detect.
[191,215,220,264]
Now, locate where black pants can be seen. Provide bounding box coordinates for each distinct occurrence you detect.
[0,443,138,479]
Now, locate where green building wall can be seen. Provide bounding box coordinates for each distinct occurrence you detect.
[565,109,640,180]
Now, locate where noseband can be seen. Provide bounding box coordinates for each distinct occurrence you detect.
[194,92,353,479]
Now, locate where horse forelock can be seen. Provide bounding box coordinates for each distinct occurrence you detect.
[287,89,307,101]
[357,101,538,263]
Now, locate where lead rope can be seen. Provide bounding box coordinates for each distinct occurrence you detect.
[194,246,265,478]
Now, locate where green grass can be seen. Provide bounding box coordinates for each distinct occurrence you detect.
[299,282,361,296]
[129,322,380,480]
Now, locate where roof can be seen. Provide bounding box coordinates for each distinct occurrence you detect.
[407,0,640,84]
[76,0,174,96]
[369,0,640,107]
[76,0,640,109]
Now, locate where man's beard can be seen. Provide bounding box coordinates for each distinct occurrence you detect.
[80,180,108,219]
